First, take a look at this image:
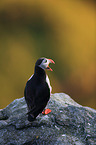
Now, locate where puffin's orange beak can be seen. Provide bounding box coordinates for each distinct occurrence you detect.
[48,59,55,64]
[47,59,55,71]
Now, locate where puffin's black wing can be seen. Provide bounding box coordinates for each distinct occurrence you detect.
[24,85,35,112]
[24,75,50,121]
[24,75,36,112]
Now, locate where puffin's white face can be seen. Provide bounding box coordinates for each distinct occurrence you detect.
[39,58,55,71]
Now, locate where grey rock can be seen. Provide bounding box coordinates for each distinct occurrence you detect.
[0,93,96,145]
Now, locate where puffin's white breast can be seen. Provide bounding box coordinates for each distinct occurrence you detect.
[46,75,52,93]
[28,74,34,81]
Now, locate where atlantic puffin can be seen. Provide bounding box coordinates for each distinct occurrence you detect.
[24,57,55,121]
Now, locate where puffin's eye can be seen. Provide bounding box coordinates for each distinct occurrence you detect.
[45,60,47,63]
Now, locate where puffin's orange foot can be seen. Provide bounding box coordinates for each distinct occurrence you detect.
[42,109,51,115]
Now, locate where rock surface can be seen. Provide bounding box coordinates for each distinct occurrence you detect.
[0,93,96,145]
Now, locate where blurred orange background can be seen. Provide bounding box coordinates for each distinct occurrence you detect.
[0,0,96,109]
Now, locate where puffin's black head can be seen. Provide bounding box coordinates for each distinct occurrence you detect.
[35,57,55,71]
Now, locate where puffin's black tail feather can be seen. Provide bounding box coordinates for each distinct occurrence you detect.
[28,114,36,122]
[27,106,45,121]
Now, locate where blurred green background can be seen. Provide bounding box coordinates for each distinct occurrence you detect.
[0,0,96,109]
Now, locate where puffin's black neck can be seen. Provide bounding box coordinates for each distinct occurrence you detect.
[34,66,46,79]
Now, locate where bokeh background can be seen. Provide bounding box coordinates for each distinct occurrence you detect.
[0,0,96,109]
